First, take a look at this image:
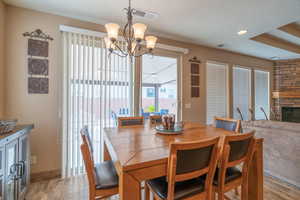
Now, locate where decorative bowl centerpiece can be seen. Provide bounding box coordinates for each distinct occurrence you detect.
[155,115,183,135]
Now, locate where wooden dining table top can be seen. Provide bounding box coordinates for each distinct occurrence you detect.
[104,122,235,172]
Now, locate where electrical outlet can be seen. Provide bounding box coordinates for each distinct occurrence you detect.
[31,155,37,165]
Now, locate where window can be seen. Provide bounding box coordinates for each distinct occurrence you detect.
[146,88,155,97]
[62,32,133,177]
[255,70,270,120]
[141,54,178,117]
[206,62,227,124]
[233,67,251,120]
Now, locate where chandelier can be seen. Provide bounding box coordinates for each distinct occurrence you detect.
[104,0,158,58]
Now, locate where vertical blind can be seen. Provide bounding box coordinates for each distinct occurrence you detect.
[233,67,251,120]
[62,31,133,177]
[255,70,270,120]
[206,62,227,124]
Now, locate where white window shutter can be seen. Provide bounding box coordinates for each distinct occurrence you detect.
[206,62,227,124]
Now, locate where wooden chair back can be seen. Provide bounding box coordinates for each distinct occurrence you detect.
[80,126,94,159]
[149,115,162,125]
[80,138,96,190]
[217,131,256,197]
[167,137,221,200]
[118,116,144,127]
[214,117,241,133]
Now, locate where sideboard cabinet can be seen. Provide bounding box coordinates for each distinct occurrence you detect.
[0,125,33,200]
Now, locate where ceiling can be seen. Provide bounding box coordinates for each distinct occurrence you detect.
[4,0,300,60]
[142,54,177,84]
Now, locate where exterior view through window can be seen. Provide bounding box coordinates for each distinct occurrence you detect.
[255,70,270,120]
[141,54,178,119]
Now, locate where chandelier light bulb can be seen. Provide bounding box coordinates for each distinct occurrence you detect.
[132,23,147,41]
[145,36,158,49]
[105,23,120,41]
[104,37,115,50]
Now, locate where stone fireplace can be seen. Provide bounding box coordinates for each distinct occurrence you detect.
[272,59,300,122]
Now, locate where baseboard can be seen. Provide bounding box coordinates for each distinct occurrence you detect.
[31,169,61,183]
[264,171,300,190]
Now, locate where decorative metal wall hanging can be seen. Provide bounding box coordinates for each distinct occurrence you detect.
[23,29,54,41]
[28,58,49,75]
[189,56,201,98]
[28,39,49,57]
[23,29,53,94]
[28,77,49,94]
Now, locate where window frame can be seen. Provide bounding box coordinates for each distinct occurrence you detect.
[205,61,272,123]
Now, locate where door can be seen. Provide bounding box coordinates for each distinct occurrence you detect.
[18,134,29,199]
[141,54,181,120]
[5,139,18,200]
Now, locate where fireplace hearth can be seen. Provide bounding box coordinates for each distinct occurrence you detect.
[282,107,300,123]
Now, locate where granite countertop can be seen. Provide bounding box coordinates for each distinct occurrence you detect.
[0,124,34,141]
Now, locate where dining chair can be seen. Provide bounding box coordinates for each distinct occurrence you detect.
[214,117,241,133]
[80,126,94,157]
[118,116,144,127]
[80,127,119,200]
[213,131,255,200]
[149,115,162,125]
[145,137,221,200]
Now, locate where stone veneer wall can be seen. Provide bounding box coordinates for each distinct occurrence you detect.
[242,120,300,187]
[273,59,300,120]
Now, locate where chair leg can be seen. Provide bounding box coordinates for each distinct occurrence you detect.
[241,184,248,200]
[218,190,224,200]
[145,184,150,200]
[89,190,95,200]
[211,188,216,200]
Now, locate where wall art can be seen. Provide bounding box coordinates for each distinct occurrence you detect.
[28,58,49,75]
[28,77,49,94]
[23,29,53,94]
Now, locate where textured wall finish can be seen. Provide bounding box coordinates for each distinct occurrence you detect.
[0,1,5,117]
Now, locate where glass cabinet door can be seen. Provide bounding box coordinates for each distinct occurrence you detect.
[18,134,29,198]
[0,145,4,200]
[0,176,4,200]
[5,139,18,200]
[0,145,4,176]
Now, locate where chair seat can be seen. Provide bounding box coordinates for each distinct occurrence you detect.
[146,176,205,200]
[213,167,242,185]
[94,161,119,189]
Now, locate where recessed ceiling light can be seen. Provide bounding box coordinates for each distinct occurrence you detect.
[237,30,247,35]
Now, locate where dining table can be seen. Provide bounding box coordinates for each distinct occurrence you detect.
[103,122,264,200]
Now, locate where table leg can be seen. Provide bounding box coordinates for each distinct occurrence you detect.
[119,171,141,200]
[248,139,264,200]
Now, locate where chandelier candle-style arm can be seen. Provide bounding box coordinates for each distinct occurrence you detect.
[104,0,158,58]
